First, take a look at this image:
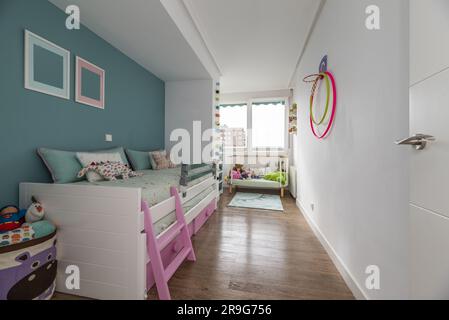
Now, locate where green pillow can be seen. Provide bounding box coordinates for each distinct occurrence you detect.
[125,149,152,170]
[38,146,130,184]
[38,148,84,184]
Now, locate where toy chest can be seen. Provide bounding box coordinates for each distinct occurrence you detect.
[0,229,57,300]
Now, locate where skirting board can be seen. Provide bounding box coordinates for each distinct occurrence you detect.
[296,199,368,300]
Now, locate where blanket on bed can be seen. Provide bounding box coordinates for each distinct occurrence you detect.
[75,168,212,207]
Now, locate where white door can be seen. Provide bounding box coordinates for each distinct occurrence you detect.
[405,0,449,299]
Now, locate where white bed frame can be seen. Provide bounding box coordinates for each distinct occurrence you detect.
[19,176,218,300]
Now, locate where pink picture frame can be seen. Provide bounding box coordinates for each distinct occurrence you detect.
[75,56,105,109]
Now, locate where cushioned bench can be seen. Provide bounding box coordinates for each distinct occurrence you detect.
[230,178,287,197]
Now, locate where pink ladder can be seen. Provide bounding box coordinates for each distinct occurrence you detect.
[142,186,196,300]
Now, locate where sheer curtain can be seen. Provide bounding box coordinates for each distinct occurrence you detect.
[251,101,286,150]
[219,104,247,148]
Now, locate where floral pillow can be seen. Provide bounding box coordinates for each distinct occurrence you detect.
[77,161,142,181]
[150,151,176,170]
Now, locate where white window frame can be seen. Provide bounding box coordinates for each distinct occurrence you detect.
[220,97,289,155]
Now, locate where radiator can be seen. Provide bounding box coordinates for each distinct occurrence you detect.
[289,166,297,198]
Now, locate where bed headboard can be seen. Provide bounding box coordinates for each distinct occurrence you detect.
[180,163,215,186]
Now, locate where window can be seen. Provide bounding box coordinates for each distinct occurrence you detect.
[219,104,247,148]
[219,99,287,151]
[251,101,286,150]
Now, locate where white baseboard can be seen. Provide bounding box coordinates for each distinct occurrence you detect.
[296,199,368,300]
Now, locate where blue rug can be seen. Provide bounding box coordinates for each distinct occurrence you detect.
[228,193,284,212]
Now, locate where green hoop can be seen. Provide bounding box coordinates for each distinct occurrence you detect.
[309,72,330,126]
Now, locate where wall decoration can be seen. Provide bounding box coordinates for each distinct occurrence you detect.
[75,56,105,109]
[214,82,221,127]
[303,55,337,139]
[24,30,70,100]
[288,103,298,135]
[319,55,328,73]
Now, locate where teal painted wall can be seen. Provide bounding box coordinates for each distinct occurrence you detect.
[0,0,165,206]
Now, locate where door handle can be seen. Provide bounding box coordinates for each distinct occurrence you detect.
[395,134,435,150]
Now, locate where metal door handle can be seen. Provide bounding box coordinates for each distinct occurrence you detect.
[395,134,435,150]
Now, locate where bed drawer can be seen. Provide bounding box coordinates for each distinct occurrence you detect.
[193,201,216,235]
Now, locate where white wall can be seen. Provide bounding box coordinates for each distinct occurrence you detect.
[165,79,214,162]
[292,0,409,299]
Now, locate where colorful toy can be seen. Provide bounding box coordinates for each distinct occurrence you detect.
[0,206,26,233]
[0,224,35,247]
[78,161,143,181]
[25,196,45,223]
[231,170,241,180]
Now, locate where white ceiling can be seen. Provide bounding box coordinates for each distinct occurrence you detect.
[49,0,321,93]
[183,0,321,93]
[49,0,212,81]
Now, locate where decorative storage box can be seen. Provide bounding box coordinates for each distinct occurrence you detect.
[0,230,57,300]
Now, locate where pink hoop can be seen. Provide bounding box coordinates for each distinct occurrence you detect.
[310,71,337,139]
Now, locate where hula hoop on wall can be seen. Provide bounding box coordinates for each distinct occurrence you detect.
[309,71,337,139]
[309,72,330,126]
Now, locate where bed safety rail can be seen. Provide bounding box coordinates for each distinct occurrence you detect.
[180,163,214,187]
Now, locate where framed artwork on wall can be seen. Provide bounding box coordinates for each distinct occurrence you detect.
[24,30,70,100]
[75,56,105,109]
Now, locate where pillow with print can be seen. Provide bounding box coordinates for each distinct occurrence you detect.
[150,150,176,170]
[149,150,165,169]
[76,152,124,182]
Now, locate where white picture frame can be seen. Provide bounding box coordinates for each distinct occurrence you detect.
[24,30,70,100]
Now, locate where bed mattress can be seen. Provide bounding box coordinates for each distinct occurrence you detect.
[231,179,283,189]
[74,168,215,235]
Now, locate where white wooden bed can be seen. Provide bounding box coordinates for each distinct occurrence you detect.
[19,173,218,300]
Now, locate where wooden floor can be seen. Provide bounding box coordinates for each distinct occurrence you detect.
[54,190,353,300]
[147,190,353,300]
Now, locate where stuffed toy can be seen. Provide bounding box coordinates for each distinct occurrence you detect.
[0,206,26,233]
[231,170,242,180]
[231,164,250,180]
[0,223,35,247]
[78,161,143,181]
[25,196,45,223]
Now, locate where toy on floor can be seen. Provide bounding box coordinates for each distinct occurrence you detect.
[78,161,143,181]
[25,196,45,223]
[0,206,26,233]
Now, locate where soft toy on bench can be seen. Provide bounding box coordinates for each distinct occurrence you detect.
[78,161,143,181]
[25,197,45,223]
[0,206,26,233]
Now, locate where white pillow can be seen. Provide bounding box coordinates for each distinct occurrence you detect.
[76,152,124,182]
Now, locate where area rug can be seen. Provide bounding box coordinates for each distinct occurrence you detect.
[228,193,284,212]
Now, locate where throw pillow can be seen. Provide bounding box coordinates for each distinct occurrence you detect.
[76,152,124,182]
